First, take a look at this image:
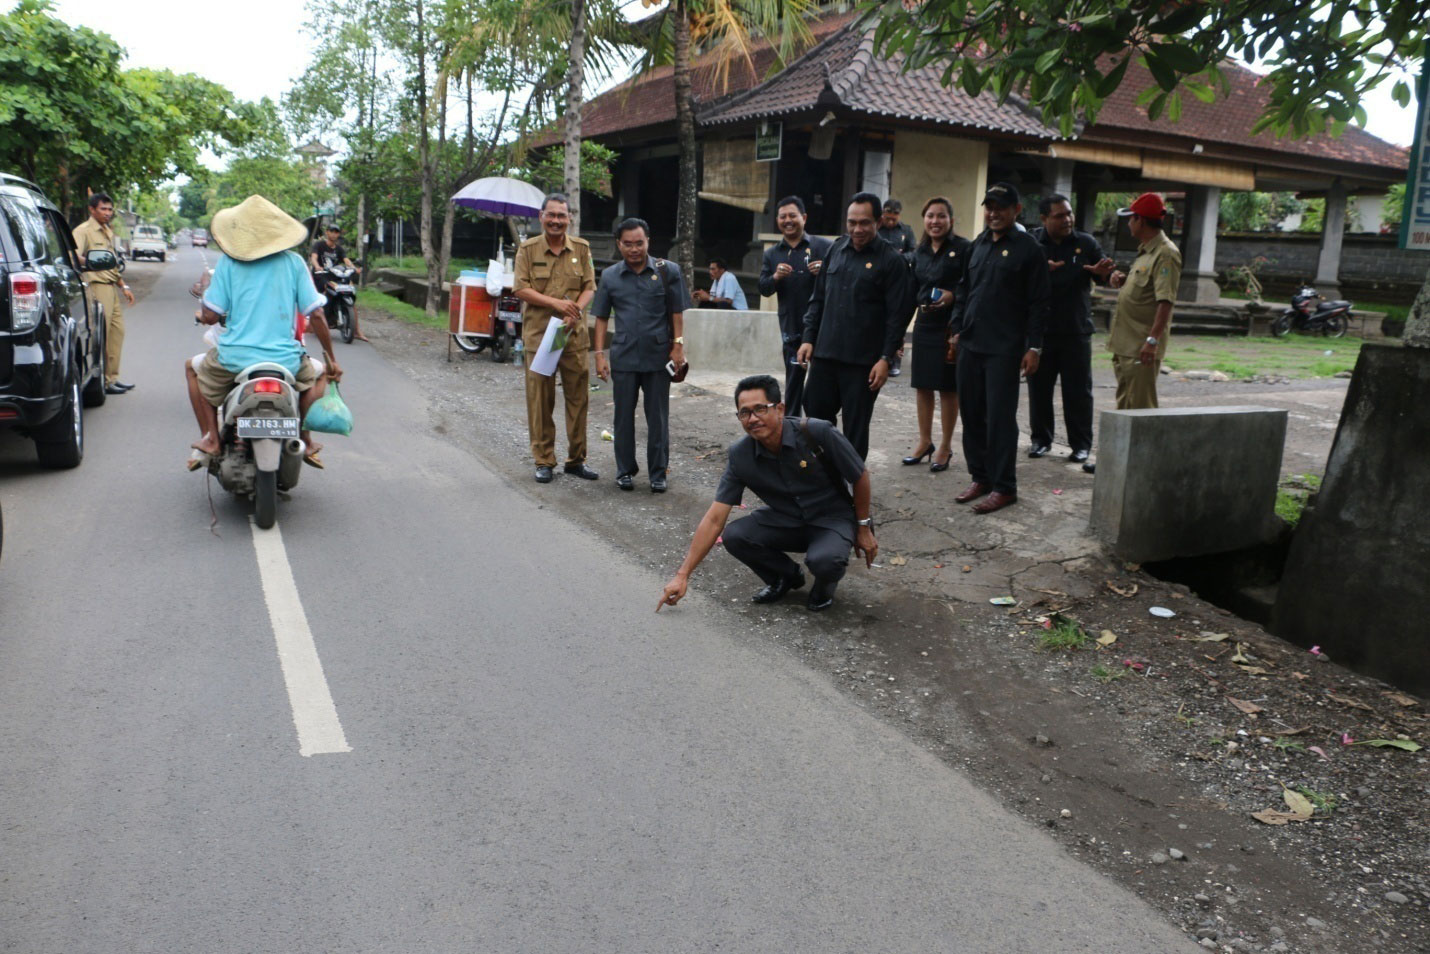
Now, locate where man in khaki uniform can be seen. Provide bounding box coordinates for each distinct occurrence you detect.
[72,192,136,393]
[512,193,598,483]
[1108,192,1181,409]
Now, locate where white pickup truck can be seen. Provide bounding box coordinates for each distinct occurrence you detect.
[130,224,167,262]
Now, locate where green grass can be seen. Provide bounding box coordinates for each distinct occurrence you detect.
[1294,785,1338,813]
[1276,473,1323,527]
[367,255,487,282]
[356,288,447,330]
[1093,332,1361,379]
[1089,663,1126,684]
[1037,615,1091,651]
[1271,737,1307,754]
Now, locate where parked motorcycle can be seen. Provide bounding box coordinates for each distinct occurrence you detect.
[319,264,359,344]
[204,364,308,529]
[1272,285,1352,338]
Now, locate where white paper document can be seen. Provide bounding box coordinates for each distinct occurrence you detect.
[528,319,569,377]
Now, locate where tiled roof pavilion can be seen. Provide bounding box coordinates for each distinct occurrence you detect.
[557,16,1407,188]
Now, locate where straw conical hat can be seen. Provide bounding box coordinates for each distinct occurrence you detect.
[210,195,308,262]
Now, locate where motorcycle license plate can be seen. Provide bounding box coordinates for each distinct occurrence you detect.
[237,417,300,439]
[331,284,355,293]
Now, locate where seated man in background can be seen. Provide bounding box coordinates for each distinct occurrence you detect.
[693,258,748,310]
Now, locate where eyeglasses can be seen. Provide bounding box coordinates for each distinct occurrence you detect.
[736,403,778,421]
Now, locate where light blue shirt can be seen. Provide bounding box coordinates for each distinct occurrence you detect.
[203,250,326,374]
[711,270,748,310]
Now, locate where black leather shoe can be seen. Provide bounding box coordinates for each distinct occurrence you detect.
[563,463,599,480]
[1082,462,1096,475]
[615,474,634,491]
[807,578,837,612]
[752,571,805,604]
[1068,449,1089,463]
[650,476,668,493]
[534,465,554,483]
[1028,444,1050,458]
[104,383,130,395]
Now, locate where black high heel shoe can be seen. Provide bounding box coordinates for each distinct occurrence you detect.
[930,451,952,473]
[902,444,934,466]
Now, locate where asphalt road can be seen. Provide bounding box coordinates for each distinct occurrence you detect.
[0,244,1198,953]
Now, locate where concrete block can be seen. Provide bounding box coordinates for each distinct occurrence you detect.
[1274,343,1430,694]
[681,307,785,377]
[1091,406,1287,562]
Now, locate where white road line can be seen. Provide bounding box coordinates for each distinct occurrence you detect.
[250,520,352,757]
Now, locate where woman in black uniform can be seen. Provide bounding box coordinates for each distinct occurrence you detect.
[902,196,970,472]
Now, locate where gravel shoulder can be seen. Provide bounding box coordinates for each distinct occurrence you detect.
[357,307,1428,954]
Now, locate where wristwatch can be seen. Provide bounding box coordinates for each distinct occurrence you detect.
[1030,347,1043,356]
[674,336,685,345]
[1145,336,1158,346]
[856,517,873,527]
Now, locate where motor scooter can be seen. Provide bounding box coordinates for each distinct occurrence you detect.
[205,364,308,529]
[1272,285,1353,338]
[318,264,359,344]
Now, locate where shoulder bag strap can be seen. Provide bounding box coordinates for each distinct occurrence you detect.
[799,417,855,507]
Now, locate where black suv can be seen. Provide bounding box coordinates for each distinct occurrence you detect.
[0,174,107,468]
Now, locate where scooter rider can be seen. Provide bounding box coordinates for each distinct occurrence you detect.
[310,225,368,342]
[188,195,343,464]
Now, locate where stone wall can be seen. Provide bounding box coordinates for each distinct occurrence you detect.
[1213,233,1428,301]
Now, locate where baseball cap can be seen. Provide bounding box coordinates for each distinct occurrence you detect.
[1117,193,1168,218]
[981,182,1020,208]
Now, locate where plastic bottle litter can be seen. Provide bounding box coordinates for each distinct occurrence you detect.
[513,339,524,368]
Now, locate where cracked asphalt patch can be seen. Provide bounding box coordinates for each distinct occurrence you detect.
[358,308,1427,954]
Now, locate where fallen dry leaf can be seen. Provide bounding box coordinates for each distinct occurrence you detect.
[1230,643,1252,664]
[961,565,972,573]
[1192,632,1231,643]
[889,555,907,566]
[1270,726,1309,736]
[1326,691,1374,711]
[1227,696,1264,716]
[1283,787,1316,817]
[1251,809,1313,826]
[1235,664,1271,676]
[1105,580,1139,598]
[1383,691,1420,708]
[1097,630,1118,646]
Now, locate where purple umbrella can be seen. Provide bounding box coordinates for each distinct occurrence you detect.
[450,176,546,218]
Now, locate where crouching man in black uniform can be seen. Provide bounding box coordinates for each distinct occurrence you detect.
[657,374,878,613]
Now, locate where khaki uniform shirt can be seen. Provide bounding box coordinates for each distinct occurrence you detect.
[512,234,596,340]
[1108,230,1181,359]
[71,217,122,285]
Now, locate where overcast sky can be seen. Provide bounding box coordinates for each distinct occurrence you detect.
[52,0,1418,157]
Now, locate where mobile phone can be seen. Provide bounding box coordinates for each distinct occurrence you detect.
[665,360,678,376]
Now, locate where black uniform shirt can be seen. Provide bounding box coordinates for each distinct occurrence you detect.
[590,256,692,373]
[802,235,914,365]
[950,227,1051,356]
[1030,226,1106,336]
[757,233,833,342]
[911,235,970,328]
[877,222,917,254]
[716,417,866,534]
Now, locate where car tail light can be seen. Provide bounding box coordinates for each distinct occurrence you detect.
[9,272,43,331]
[251,378,284,394]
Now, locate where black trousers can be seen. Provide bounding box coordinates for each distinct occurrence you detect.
[611,369,670,480]
[957,348,1022,495]
[1026,334,1093,452]
[802,358,879,460]
[781,338,806,417]
[721,509,854,585]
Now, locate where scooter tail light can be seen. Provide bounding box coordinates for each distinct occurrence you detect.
[250,378,284,394]
[9,272,43,331]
